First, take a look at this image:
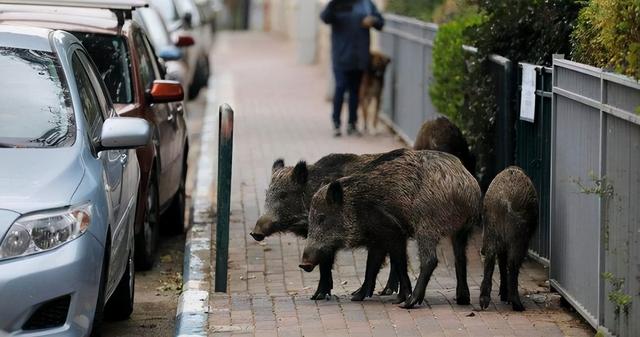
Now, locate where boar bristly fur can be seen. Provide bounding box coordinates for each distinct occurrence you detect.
[413,117,476,176]
[479,166,538,312]
[253,150,408,301]
[303,150,482,309]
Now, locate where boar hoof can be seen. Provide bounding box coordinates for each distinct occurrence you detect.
[479,295,491,310]
[499,291,508,302]
[350,288,368,302]
[512,302,525,312]
[311,291,331,301]
[350,287,362,296]
[392,293,408,305]
[456,295,470,305]
[400,295,422,309]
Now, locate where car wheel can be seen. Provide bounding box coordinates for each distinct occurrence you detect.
[164,159,187,235]
[104,250,135,320]
[90,240,109,337]
[135,174,159,270]
[188,55,209,100]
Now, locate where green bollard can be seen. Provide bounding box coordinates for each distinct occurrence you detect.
[215,103,234,292]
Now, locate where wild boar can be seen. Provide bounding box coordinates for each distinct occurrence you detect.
[479,166,538,312]
[300,150,482,308]
[252,150,408,300]
[413,117,476,176]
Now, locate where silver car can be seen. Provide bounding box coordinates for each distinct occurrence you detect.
[0,25,150,336]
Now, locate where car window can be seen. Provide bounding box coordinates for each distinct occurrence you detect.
[137,8,172,49]
[134,30,158,89]
[76,50,113,120]
[72,53,103,141]
[0,47,74,148]
[73,32,133,104]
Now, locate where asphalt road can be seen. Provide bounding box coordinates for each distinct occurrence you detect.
[101,94,206,337]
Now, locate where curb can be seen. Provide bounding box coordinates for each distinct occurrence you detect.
[175,85,218,337]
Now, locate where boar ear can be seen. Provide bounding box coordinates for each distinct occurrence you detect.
[272,159,285,173]
[326,181,343,206]
[292,161,308,185]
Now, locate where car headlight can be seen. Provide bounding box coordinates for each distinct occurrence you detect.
[0,203,92,261]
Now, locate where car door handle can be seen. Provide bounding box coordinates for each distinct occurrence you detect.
[120,153,128,165]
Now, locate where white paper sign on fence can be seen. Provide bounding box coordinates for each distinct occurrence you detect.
[520,64,537,123]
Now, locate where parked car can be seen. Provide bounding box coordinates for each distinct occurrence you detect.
[133,6,194,92]
[0,0,190,269]
[0,24,151,336]
[151,0,211,99]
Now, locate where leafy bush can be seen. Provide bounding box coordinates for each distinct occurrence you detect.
[429,10,484,127]
[572,0,640,80]
[467,0,582,65]
[385,0,444,22]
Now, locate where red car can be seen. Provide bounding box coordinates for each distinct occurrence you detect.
[0,1,190,269]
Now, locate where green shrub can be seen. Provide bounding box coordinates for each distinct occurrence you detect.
[429,10,484,127]
[385,0,444,22]
[572,0,640,80]
[467,0,582,65]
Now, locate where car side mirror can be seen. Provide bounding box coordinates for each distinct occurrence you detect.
[175,34,195,47]
[149,80,184,103]
[100,117,151,150]
[158,46,183,61]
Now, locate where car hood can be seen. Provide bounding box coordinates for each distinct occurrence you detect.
[0,148,84,215]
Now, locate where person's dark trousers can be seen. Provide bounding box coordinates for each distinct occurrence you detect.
[332,68,364,128]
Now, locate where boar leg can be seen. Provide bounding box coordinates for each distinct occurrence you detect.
[452,229,471,305]
[508,253,525,311]
[379,257,399,295]
[351,248,386,301]
[479,249,496,310]
[389,242,412,304]
[498,250,509,302]
[401,239,438,309]
[311,254,335,300]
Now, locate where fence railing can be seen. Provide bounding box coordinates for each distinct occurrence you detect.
[550,56,640,337]
[379,14,439,144]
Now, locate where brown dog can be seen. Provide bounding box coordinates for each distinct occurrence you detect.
[359,51,391,133]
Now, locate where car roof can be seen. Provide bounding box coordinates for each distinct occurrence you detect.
[0,1,148,35]
[0,0,148,11]
[0,5,121,34]
[0,24,53,51]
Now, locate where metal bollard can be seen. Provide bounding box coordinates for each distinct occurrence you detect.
[215,103,234,292]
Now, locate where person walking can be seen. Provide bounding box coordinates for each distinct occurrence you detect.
[321,0,384,137]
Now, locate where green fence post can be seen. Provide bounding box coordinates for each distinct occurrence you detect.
[215,103,234,292]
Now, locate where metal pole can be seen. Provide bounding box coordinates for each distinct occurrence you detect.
[215,103,234,292]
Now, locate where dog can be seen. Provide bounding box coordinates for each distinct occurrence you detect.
[359,51,391,133]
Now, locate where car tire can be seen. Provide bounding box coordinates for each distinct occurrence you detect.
[104,250,135,320]
[90,240,109,337]
[164,158,187,235]
[188,54,209,100]
[135,174,160,270]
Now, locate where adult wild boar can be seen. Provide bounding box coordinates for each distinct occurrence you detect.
[251,150,408,301]
[300,150,482,308]
[413,117,476,176]
[479,166,538,311]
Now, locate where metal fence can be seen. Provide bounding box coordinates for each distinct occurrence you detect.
[516,65,553,263]
[550,56,640,336]
[379,14,439,144]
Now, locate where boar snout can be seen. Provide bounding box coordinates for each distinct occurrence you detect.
[299,247,320,272]
[251,215,275,241]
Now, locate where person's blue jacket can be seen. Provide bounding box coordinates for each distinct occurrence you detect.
[320,0,384,71]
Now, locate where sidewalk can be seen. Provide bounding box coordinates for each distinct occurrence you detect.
[207,32,593,337]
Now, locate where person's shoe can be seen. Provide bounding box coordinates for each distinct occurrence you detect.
[333,127,342,137]
[347,124,361,136]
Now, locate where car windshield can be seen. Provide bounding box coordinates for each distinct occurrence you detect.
[0,47,74,148]
[73,33,133,104]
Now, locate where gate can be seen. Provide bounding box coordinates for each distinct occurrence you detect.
[516,64,552,263]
